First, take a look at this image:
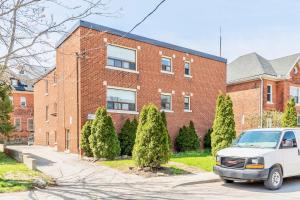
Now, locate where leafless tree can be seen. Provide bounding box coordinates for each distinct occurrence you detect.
[0,0,118,79]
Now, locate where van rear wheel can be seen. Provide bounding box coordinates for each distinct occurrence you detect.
[264,167,283,190]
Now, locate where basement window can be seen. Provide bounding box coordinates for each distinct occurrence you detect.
[106,45,137,71]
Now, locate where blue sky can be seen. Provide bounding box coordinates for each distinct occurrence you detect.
[54,0,300,62]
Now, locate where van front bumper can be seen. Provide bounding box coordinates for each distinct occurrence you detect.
[213,165,269,181]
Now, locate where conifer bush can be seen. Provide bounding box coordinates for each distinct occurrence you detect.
[119,118,138,156]
[133,104,170,168]
[89,107,120,159]
[281,98,297,128]
[211,93,236,156]
[175,121,200,152]
[204,128,212,149]
[161,111,172,148]
[80,121,93,157]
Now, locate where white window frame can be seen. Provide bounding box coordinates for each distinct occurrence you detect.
[106,86,139,115]
[160,92,173,112]
[184,95,192,112]
[266,84,273,103]
[184,61,192,78]
[161,56,174,75]
[106,44,139,74]
[27,118,34,131]
[290,86,300,105]
[20,96,27,108]
[14,118,22,131]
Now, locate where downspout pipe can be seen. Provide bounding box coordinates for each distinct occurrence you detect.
[259,76,263,128]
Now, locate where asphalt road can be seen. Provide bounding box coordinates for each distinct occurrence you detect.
[1,146,300,200]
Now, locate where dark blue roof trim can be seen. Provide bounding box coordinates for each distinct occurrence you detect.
[56,20,227,63]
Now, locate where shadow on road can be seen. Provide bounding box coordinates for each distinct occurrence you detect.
[221,176,300,193]
[25,153,56,166]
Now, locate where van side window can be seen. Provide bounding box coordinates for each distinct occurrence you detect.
[281,131,297,148]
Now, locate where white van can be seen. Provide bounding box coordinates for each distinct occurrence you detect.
[213,128,300,190]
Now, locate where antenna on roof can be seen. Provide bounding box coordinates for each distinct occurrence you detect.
[219,26,222,57]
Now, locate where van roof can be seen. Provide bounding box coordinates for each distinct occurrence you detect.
[246,128,300,132]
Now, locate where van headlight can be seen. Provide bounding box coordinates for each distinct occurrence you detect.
[216,155,221,166]
[245,157,264,169]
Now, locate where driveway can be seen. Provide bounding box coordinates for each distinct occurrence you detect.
[1,146,300,200]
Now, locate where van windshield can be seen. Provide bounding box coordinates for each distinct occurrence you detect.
[233,131,282,149]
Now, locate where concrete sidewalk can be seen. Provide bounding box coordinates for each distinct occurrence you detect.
[0,145,220,200]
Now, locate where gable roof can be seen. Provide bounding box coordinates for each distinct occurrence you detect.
[227,53,300,83]
[56,20,227,63]
[270,53,300,76]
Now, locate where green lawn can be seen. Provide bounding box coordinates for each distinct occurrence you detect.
[0,152,49,193]
[170,150,215,172]
[99,150,215,174]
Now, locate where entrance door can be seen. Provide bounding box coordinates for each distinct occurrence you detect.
[65,129,70,151]
[46,132,49,145]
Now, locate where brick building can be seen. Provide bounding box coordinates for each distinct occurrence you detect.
[227,53,300,134]
[34,20,227,153]
[0,70,34,144]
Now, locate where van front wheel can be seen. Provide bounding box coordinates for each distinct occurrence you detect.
[264,167,283,190]
[222,178,234,184]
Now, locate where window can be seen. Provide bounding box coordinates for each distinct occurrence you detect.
[161,94,172,111]
[27,118,34,131]
[298,116,300,126]
[161,57,172,72]
[53,72,57,84]
[45,80,48,94]
[267,85,272,103]
[15,118,21,131]
[106,88,136,112]
[184,96,191,111]
[281,131,297,148]
[20,97,26,108]
[11,79,18,86]
[294,67,298,75]
[107,45,136,71]
[54,131,57,143]
[290,86,300,104]
[46,105,49,121]
[184,62,191,76]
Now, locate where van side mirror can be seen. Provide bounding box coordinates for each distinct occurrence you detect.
[281,139,294,148]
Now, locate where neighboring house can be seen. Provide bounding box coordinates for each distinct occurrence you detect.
[34,20,227,154]
[227,52,300,134]
[0,70,34,144]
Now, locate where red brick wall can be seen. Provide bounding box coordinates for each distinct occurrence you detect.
[79,27,226,146]
[34,70,58,148]
[34,26,227,153]
[1,91,34,143]
[227,80,261,134]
